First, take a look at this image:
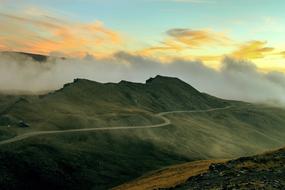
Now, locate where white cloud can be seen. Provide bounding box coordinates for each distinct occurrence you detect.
[1,52,285,106]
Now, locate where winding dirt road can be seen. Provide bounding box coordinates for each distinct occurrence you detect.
[0,106,232,145]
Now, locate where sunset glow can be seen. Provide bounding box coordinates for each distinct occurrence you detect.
[1,0,285,71]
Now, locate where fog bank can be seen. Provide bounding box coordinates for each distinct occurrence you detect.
[0,52,285,105]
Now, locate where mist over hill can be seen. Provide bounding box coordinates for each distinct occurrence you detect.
[0,75,285,189]
[1,51,285,106]
[1,1,284,189]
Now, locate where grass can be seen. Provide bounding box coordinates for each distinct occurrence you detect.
[0,76,284,189]
[114,147,285,190]
[0,104,284,189]
[0,132,191,190]
[0,128,16,141]
[113,159,227,190]
[174,147,285,189]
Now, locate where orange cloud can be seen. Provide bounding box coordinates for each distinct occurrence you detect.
[137,39,184,57]
[136,29,282,68]
[195,55,223,62]
[0,12,122,57]
[279,51,285,58]
[136,28,231,63]
[231,40,274,59]
[166,28,231,48]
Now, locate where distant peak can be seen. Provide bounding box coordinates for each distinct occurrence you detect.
[1,51,48,62]
[73,78,88,83]
[146,75,181,84]
[72,78,102,85]
[61,78,100,89]
[119,80,131,84]
[1,51,66,62]
[119,80,143,86]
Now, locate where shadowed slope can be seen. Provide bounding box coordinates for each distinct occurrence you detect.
[113,159,227,190]
[114,147,285,190]
[174,147,285,189]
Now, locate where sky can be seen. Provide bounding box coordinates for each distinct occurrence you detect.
[1,0,285,72]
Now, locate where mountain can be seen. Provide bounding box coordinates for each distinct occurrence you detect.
[0,76,284,190]
[0,75,230,134]
[114,147,285,190]
[48,75,230,112]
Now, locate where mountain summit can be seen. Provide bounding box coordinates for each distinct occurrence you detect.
[50,75,229,112]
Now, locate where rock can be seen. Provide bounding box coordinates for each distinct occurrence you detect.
[209,163,228,172]
[274,180,280,183]
[18,121,30,128]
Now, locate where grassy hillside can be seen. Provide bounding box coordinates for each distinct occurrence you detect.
[114,147,285,190]
[113,159,227,190]
[174,147,285,189]
[0,76,284,189]
[159,105,285,159]
[0,75,229,133]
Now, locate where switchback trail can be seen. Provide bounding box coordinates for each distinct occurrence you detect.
[0,106,232,145]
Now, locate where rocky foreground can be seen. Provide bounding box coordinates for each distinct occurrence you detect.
[174,147,285,190]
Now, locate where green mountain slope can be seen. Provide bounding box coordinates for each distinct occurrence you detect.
[0,75,229,133]
[48,75,230,112]
[0,76,284,190]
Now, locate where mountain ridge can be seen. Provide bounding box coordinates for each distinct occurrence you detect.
[0,75,284,190]
[46,75,230,113]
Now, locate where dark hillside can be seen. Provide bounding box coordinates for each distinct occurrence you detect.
[175,147,285,189]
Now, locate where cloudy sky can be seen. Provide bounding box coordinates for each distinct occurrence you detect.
[1,0,285,72]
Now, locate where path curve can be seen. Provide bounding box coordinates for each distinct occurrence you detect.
[0,106,232,145]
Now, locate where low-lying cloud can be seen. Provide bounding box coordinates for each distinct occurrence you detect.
[0,51,285,106]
